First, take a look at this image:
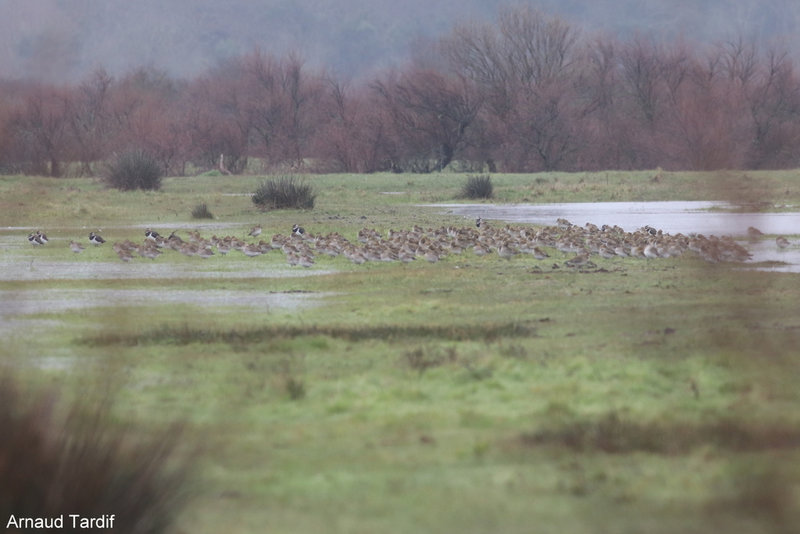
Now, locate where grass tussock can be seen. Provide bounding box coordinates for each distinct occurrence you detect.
[191,202,214,219]
[404,346,459,376]
[252,175,316,210]
[521,411,800,454]
[80,321,538,347]
[0,376,192,533]
[460,174,493,199]
[105,150,163,191]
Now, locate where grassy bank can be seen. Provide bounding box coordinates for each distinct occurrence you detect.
[1,170,799,533]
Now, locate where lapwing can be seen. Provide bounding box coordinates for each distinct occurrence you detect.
[28,232,44,246]
[89,232,106,245]
[145,228,161,241]
[292,224,306,237]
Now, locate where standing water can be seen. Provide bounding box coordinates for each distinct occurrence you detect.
[430,201,800,272]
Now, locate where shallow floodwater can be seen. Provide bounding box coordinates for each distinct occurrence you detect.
[0,288,327,370]
[0,288,327,343]
[0,227,335,345]
[432,201,800,272]
[0,229,335,281]
[0,288,322,318]
[432,201,799,236]
[0,258,334,281]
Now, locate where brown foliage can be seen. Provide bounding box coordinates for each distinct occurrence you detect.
[3,8,800,174]
[0,376,192,533]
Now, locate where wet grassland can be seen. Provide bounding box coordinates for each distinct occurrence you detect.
[1,170,800,533]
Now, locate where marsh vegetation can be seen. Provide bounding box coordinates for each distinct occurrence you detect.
[1,170,799,533]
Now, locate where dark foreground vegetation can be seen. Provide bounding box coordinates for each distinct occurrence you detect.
[0,375,192,533]
[2,5,800,176]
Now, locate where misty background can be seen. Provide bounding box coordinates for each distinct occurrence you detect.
[2,0,799,82]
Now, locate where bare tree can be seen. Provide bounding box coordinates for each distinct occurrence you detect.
[441,6,581,171]
[373,67,482,171]
[746,47,800,167]
[497,5,579,87]
[619,37,664,125]
[314,79,394,172]
[184,64,250,173]
[69,69,113,175]
[10,86,74,176]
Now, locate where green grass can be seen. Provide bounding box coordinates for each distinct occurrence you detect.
[3,169,799,228]
[1,170,799,533]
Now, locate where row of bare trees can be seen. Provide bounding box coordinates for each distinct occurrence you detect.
[2,6,800,176]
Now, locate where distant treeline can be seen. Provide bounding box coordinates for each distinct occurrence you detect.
[2,5,799,176]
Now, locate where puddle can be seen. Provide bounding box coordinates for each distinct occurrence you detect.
[430,201,800,272]
[0,288,328,340]
[0,258,335,281]
[0,288,325,316]
[742,241,800,273]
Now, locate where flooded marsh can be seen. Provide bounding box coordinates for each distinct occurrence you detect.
[434,201,800,271]
[2,172,799,534]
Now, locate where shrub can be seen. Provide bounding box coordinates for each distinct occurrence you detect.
[285,376,306,400]
[105,150,163,191]
[252,175,315,210]
[460,174,493,199]
[191,203,214,219]
[0,376,192,533]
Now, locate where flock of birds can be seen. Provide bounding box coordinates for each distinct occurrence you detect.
[25,218,793,268]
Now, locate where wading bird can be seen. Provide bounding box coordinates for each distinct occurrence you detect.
[89,232,106,245]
